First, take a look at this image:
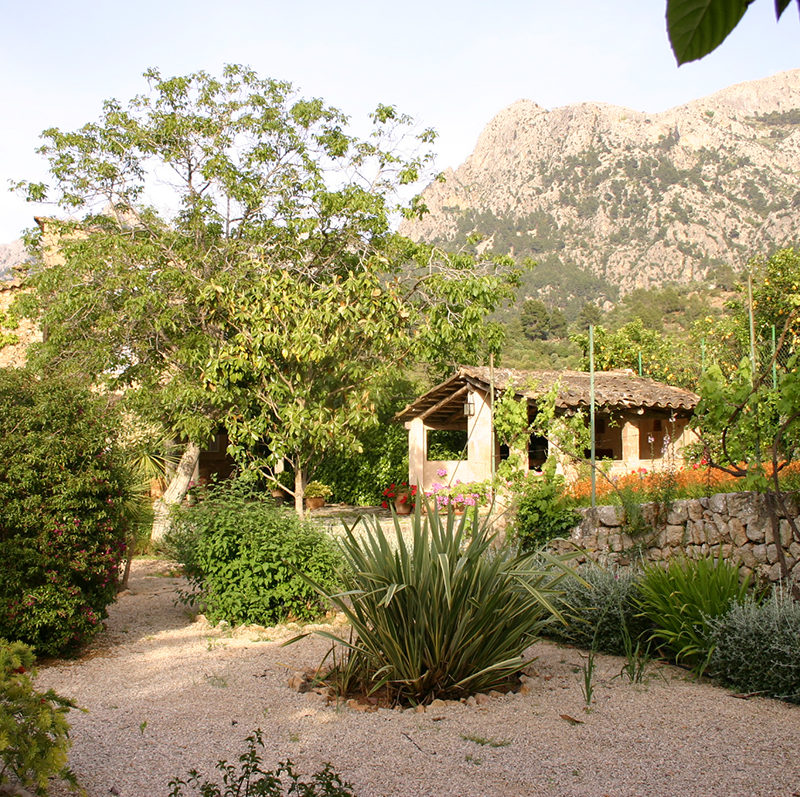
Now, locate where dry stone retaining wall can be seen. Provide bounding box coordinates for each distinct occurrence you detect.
[555,491,800,584]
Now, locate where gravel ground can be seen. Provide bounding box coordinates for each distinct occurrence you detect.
[34,559,800,797]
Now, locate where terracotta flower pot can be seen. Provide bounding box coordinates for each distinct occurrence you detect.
[305,496,325,511]
[394,497,413,515]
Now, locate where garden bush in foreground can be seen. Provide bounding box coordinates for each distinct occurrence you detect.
[0,368,130,656]
[513,464,580,551]
[168,480,342,625]
[0,639,79,795]
[303,503,575,705]
[710,590,800,702]
[546,564,653,655]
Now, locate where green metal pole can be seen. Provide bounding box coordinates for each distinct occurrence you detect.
[590,325,596,510]
[747,273,757,386]
[638,350,642,377]
[772,324,777,389]
[490,352,496,482]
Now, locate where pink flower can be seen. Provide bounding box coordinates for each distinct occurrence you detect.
[436,467,448,477]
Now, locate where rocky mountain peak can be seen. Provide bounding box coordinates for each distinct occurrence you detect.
[404,70,800,299]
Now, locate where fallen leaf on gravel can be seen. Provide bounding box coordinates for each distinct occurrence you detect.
[559,713,584,725]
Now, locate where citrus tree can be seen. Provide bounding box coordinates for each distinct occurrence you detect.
[691,249,800,597]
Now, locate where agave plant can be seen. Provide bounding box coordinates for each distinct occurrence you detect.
[299,500,576,705]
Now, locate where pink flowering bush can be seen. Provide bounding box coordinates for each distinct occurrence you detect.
[425,480,492,511]
[0,369,130,656]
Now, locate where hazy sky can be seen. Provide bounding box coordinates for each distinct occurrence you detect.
[1,0,797,242]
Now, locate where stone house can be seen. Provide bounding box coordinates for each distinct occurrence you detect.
[395,365,699,492]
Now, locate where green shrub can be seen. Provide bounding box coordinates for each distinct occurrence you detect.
[168,728,355,796]
[546,564,653,655]
[168,480,342,625]
[0,639,80,795]
[0,368,130,656]
[710,590,800,702]
[513,465,579,551]
[636,555,753,673]
[304,481,332,500]
[304,503,574,704]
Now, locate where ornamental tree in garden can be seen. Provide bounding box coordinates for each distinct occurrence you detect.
[207,234,516,515]
[15,65,517,525]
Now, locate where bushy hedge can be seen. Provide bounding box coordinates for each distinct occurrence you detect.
[710,591,800,702]
[168,480,342,625]
[546,564,653,655]
[0,638,79,795]
[0,368,130,656]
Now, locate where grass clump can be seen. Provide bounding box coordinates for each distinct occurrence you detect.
[302,503,575,705]
[167,479,342,626]
[710,590,800,703]
[636,555,753,673]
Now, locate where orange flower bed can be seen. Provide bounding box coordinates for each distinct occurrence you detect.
[567,460,800,504]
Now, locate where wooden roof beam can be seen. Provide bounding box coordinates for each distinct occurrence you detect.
[419,385,470,421]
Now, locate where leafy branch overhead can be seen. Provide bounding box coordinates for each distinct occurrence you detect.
[667,0,799,64]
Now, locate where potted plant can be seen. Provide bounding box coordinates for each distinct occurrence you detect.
[304,481,332,510]
[381,482,417,515]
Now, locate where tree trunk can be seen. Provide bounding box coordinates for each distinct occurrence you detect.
[151,441,201,542]
[294,466,305,520]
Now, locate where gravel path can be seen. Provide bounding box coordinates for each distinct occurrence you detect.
[35,559,800,797]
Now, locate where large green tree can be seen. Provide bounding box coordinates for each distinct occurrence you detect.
[572,318,698,388]
[15,66,516,526]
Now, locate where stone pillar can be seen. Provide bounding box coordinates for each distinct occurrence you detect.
[621,418,640,467]
[406,417,426,488]
[467,389,493,482]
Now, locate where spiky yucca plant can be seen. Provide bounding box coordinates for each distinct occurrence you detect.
[302,502,575,705]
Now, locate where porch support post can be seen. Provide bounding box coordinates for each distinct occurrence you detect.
[467,390,493,481]
[621,417,640,467]
[407,417,426,488]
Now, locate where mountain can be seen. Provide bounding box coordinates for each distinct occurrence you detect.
[0,239,27,281]
[401,70,800,306]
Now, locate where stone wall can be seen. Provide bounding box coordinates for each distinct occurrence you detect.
[555,491,800,585]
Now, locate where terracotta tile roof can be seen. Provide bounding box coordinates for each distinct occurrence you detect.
[395,365,698,425]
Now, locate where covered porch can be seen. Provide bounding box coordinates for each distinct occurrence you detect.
[394,366,699,493]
